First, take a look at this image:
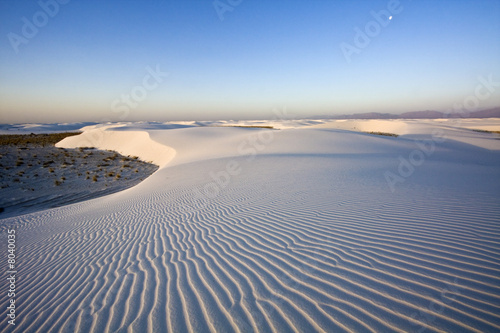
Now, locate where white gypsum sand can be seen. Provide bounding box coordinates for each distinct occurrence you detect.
[0,119,499,332]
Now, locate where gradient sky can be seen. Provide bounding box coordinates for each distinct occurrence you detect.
[1,0,499,123]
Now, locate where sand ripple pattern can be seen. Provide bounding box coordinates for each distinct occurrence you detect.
[1,155,499,332]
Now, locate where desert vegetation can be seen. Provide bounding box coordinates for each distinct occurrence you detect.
[364,131,399,137]
[472,129,500,134]
[0,132,81,146]
[213,125,275,129]
[0,133,158,217]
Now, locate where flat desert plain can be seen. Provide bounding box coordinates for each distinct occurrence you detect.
[1,119,499,332]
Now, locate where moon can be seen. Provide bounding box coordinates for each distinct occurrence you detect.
[389,16,393,20]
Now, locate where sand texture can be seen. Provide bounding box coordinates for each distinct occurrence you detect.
[0,119,499,332]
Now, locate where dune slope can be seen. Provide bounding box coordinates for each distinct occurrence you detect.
[1,122,499,332]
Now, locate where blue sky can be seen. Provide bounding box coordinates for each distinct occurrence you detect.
[1,0,499,123]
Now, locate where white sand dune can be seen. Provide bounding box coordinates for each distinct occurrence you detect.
[313,118,500,150]
[56,126,176,167]
[1,119,499,332]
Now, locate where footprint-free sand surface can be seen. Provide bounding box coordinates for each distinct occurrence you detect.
[1,119,499,332]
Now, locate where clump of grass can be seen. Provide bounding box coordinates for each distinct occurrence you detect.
[104,153,119,161]
[92,175,98,182]
[472,129,500,134]
[107,172,115,177]
[48,168,55,173]
[13,178,20,183]
[115,173,121,179]
[215,125,275,129]
[54,180,62,186]
[365,131,399,137]
[16,160,24,166]
[236,125,274,129]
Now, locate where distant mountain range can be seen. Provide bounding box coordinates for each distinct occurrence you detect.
[320,107,500,120]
